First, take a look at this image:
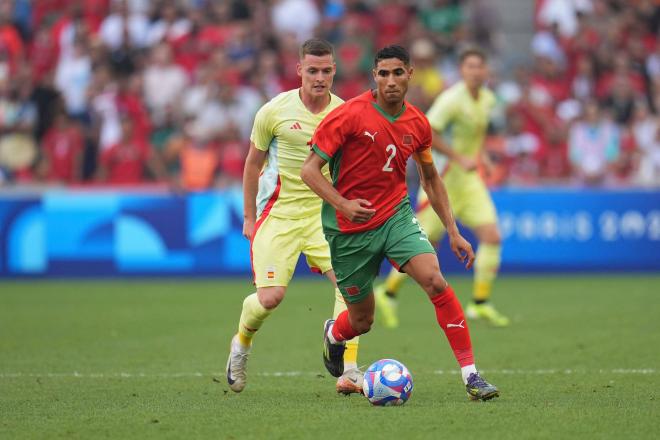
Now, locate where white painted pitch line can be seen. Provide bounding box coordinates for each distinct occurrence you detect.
[0,369,655,379]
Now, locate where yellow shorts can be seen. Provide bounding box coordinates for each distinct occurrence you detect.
[250,214,332,287]
[416,172,497,243]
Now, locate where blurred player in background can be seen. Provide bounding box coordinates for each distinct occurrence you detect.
[226,38,363,395]
[302,45,499,400]
[376,47,510,328]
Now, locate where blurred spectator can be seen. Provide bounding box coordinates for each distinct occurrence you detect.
[99,0,148,51]
[142,43,187,127]
[90,65,121,150]
[536,0,593,38]
[51,3,96,63]
[181,62,217,118]
[335,59,368,101]
[96,113,164,184]
[29,23,58,83]
[217,126,246,188]
[568,100,620,185]
[334,13,374,77]
[0,0,654,188]
[55,38,92,121]
[538,129,571,181]
[146,1,190,46]
[163,120,220,192]
[38,112,85,183]
[117,73,151,142]
[31,71,61,141]
[372,0,413,49]
[418,0,464,39]
[602,74,637,125]
[631,100,660,186]
[0,75,37,180]
[646,43,660,80]
[596,52,645,100]
[226,22,258,78]
[466,0,503,53]
[271,0,320,42]
[150,106,178,171]
[505,112,541,185]
[193,76,262,142]
[407,38,444,110]
[0,8,24,78]
[252,50,285,100]
[570,55,595,100]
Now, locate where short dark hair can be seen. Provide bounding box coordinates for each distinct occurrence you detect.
[300,38,334,59]
[374,45,410,67]
[459,46,487,64]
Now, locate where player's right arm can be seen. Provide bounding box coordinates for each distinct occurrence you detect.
[243,102,273,240]
[301,103,375,224]
[242,143,267,239]
[301,153,375,223]
[427,90,477,172]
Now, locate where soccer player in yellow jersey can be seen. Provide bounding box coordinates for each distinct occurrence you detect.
[376,47,510,327]
[226,38,363,394]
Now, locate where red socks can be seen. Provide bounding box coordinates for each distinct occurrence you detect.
[331,310,360,342]
[331,286,474,369]
[431,285,474,367]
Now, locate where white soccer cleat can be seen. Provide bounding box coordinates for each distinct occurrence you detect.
[336,367,364,395]
[226,335,251,393]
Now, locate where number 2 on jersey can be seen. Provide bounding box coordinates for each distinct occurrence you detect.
[382,144,397,172]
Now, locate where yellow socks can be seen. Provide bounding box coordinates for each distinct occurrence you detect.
[333,288,359,370]
[344,340,359,370]
[384,269,408,296]
[237,293,272,347]
[473,243,501,302]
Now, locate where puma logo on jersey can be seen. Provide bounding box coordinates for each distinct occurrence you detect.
[364,131,378,142]
[290,122,302,130]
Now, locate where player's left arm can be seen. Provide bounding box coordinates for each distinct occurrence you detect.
[479,93,498,175]
[413,148,474,269]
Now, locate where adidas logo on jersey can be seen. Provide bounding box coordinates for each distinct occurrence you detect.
[290,122,302,130]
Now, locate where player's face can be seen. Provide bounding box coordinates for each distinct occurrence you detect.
[297,54,336,98]
[460,55,487,89]
[373,58,412,105]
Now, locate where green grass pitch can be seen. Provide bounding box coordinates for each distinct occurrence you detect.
[1,275,659,439]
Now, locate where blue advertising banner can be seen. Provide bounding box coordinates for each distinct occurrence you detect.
[0,190,249,277]
[435,188,660,273]
[0,188,658,277]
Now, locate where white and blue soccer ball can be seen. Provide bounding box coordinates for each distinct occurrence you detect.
[362,359,413,406]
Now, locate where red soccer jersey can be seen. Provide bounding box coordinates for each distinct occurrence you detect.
[311,90,431,234]
[100,140,151,185]
[42,126,84,183]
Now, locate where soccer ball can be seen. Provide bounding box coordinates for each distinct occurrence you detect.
[362,359,413,406]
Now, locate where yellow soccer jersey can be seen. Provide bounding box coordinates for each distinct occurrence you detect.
[426,81,496,174]
[251,89,343,220]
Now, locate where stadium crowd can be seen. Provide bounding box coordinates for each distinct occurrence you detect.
[0,0,657,190]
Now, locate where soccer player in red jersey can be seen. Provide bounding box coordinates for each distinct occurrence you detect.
[301,45,499,400]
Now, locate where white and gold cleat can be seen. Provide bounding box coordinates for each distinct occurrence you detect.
[336,368,364,395]
[226,335,251,392]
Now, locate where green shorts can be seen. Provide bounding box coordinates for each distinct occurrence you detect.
[326,200,435,303]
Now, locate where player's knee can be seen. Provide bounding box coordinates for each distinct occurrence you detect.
[483,233,501,245]
[480,226,502,245]
[257,287,286,309]
[426,273,448,296]
[350,312,374,334]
